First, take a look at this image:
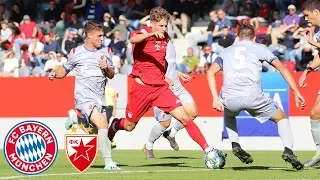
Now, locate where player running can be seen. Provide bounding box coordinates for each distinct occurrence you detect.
[48,20,120,170]
[299,0,320,168]
[108,7,215,157]
[143,31,212,158]
[207,24,306,170]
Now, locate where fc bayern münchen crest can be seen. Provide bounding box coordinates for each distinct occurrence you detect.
[3,120,58,175]
[65,134,98,173]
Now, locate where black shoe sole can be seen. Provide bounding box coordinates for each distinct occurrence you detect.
[282,154,304,170]
[233,149,254,164]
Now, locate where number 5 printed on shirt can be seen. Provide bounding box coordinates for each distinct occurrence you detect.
[233,46,246,69]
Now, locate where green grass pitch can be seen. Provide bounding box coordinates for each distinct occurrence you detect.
[0,150,319,180]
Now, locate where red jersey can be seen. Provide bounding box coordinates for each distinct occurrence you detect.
[130,26,170,85]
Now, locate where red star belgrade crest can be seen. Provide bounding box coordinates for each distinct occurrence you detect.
[65,135,98,173]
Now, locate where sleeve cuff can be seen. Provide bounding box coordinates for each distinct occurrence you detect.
[62,64,70,73]
[268,57,278,63]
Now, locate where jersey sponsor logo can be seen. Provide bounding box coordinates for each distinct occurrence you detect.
[4,120,58,175]
[128,112,133,118]
[155,41,161,51]
[65,135,98,173]
[88,104,93,110]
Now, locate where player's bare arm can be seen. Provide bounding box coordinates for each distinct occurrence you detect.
[271,59,306,109]
[99,59,115,79]
[299,54,320,88]
[207,62,224,111]
[130,31,164,44]
[48,65,68,80]
[177,70,191,83]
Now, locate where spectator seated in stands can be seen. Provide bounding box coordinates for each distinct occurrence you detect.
[186,10,218,48]
[103,12,115,46]
[40,34,61,62]
[0,21,12,50]
[0,50,19,77]
[110,48,121,74]
[210,9,234,47]
[107,15,129,42]
[55,12,69,40]
[14,15,37,59]
[61,28,83,56]
[171,0,193,36]
[128,0,148,31]
[109,30,126,59]
[85,0,104,22]
[67,13,84,36]
[27,37,44,68]
[177,47,200,74]
[199,45,221,73]
[38,1,61,34]
[43,51,66,76]
[217,26,235,49]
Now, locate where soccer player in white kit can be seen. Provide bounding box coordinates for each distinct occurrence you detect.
[207,24,306,170]
[48,20,120,170]
[299,0,320,167]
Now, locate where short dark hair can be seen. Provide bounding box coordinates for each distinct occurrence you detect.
[302,0,320,11]
[84,20,104,36]
[238,24,255,39]
[150,7,170,22]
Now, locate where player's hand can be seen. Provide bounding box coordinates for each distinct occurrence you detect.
[179,72,192,83]
[304,27,315,45]
[212,99,224,112]
[100,59,108,69]
[152,31,165,39]
[48,71,56,80]
[298,70,308,88]
[294,92,306,109]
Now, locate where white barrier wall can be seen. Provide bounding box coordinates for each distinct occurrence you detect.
[0,117,316,151]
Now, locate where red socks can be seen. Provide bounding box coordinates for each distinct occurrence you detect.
[184,120,209,151]
[108,118,125,140]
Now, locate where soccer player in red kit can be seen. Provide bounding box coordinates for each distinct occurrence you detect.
[108,7,213,153]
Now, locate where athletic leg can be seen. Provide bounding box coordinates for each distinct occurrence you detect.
[223,96,254,164]
[154,87,211,152]
[143,107,171,159]
[247,94,303,170]
[304,95,320,167]
[90,106,120,170]
[108,81,156,141]
[164,89,198,150]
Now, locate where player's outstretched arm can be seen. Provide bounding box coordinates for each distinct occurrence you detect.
[207,62,222,100]
[271,59,306,108]
[130,32,163,44]
[207,61,224,112]
[299,54,320,88]
[48,65,68,80]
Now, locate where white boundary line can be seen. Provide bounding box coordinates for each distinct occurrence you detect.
[0,169,212,179]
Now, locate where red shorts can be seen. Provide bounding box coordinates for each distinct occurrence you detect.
[126,80,182,123]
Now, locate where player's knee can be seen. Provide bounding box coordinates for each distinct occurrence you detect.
[179,115,191,126]
[310,108,320,120]
[125,122,136,132]
[188,109,198,120]
[160,120,171,128]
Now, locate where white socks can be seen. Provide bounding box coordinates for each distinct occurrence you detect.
[146,123,167,150]
[168,121,185,138]
[98,129,112,165]
[277,119,293,150]
[311,119,320,154]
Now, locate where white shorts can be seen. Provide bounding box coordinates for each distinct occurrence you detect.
[76,100,107,120]
[154,85,194,122]
[222,93,278,124]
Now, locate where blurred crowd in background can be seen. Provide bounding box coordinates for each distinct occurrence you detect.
[0,0,318,77]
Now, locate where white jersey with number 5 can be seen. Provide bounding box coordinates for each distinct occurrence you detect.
[220,40,277,97]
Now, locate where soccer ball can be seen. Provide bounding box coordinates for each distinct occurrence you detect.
[204,149,226,169]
